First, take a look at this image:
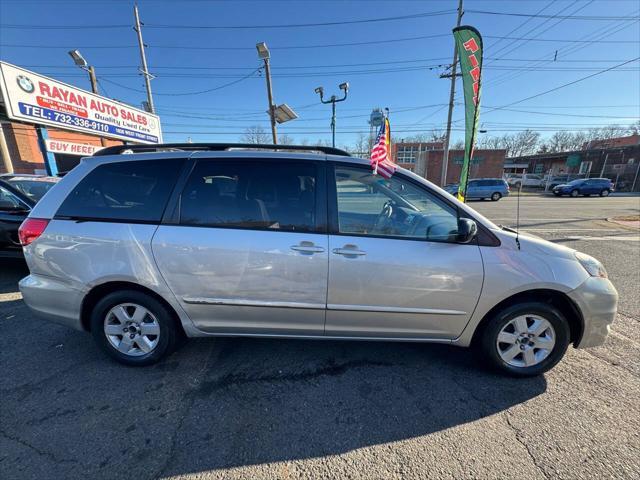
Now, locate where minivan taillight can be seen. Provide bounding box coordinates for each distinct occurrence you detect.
[18,218,49,246]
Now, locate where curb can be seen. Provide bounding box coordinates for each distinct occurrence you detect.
[606,217,640,231]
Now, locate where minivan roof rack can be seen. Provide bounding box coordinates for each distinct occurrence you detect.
[93,143,351,157]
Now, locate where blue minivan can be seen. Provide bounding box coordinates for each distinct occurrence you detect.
[552,178,613,197]
[445,178,510,201]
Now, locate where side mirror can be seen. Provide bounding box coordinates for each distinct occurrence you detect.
[456,218,478,244]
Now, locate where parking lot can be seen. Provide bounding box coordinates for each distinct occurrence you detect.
[1,194,638,480]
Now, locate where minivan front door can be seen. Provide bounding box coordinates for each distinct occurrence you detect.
[153,158,328,335]
[325,164,484,340]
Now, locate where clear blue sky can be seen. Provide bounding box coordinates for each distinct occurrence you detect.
[0,0,638,147]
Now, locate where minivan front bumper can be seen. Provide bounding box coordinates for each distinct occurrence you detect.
[19,274,85,331]
[568,276,618,348]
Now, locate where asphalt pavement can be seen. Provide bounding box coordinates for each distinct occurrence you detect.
[1,194,639,479]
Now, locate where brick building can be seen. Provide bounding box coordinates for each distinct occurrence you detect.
[392,141,507,186]
[0,122,122,175]
[505,135,640,192]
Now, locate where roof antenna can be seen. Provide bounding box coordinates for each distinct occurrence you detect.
[515,168,522,250]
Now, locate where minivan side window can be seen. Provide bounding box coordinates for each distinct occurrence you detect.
[179,159,319,232]
[56,159,184,222]
[334,165,458,241]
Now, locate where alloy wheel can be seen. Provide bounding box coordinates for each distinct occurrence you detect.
[104,303,160,357]
[496,315,556,368]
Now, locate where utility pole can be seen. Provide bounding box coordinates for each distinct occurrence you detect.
[69,50,107,146]
[256,43,277,144]
[440,0,464,187]
[134,4,155,114]
[87,66,107,147]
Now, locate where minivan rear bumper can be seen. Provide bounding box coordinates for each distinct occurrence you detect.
[19,274,85,331]
[567,277,618,348]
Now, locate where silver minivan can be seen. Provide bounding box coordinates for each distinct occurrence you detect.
[18,144,618,376]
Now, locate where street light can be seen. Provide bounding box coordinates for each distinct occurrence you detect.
[314,82,349,147]
[256,42,277,144]
[68,49,106,146]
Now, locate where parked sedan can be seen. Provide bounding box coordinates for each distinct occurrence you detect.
[0,176,58,257]
[553,178,613,197]
[0,174,59,202]
[445,178,510,201]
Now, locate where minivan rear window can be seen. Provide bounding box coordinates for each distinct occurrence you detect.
[56,159,184,223]
[179,159,319,232]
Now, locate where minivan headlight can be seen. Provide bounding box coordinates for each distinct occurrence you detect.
[575,252,608,278]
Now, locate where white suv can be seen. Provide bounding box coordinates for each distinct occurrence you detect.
[507,174,544,189]
[18,143,618,376]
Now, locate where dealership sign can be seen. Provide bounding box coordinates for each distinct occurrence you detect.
[0,62,162,144]
[45,139,104,156]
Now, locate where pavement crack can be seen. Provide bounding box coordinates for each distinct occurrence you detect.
[0,429,78,465]
[194,359,393,397]
[147,344,222,480]
[503,413,550,479]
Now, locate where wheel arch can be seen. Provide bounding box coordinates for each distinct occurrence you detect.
[80,281,186,337]
[469,289,584,347]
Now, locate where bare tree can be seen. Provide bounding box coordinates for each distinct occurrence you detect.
[451,139,465,150]
[348,132,374,156]
[404,129,447,144]
[278,134,295,145]
[502,129,541,157]
[478,135,503,150]
[240,125,270,144]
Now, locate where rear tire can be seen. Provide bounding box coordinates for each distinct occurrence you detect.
[491,192,502,201]
[90,290,179,366]
[600,189,610,197]
[570,189,579,197]
[478,302,570,377]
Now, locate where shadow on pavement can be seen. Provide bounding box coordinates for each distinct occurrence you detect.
[0,310,548,480]
[0,258,27,294]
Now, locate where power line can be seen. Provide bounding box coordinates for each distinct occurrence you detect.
[100,67,262,96]
[487,0,590,63]
[485,57,640,114]
[16,57,633,71]
[484,15,639,87]
[0,34,636,51]
[467,9,640,20]
[0,9,455,30]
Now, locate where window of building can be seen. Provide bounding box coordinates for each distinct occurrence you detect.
[179,160,318,232]
[56,159,184,222]
[396,146,417,164]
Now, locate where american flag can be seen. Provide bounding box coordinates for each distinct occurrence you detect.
[370,117,396,179]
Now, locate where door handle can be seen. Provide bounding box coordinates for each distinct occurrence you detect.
[333,245,366,257]
[291,242,325,254]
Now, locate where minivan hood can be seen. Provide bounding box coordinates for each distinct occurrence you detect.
[492,227,577,260]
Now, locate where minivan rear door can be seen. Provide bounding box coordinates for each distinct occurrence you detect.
[152,156,329,335]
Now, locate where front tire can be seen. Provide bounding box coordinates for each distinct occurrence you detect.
[479,302,570,377]
[491,192,502,201]
[570,189,579,197]
[90,290,179,366]
[600,189,610,197]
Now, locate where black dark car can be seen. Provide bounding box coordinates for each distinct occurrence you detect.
[1,175,59,258]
